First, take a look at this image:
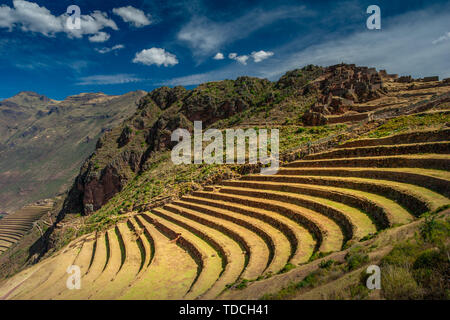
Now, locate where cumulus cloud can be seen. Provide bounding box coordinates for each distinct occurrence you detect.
[88,32,110,43]
[213,52,224,60]
[65,11,118,39]
[229,52,269,65]
[77,73,142,85]
[0,5,15,29]
[235,55,249,65]
[95,44,125,54]
[251,50,274,62]
[0,1,118,40]
[133,48,178,67]
[112,6,152,27]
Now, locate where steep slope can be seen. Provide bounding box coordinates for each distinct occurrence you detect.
[63,66,328,215]
[0,91,146,213]
[1,63,448,299]
[0,126,447,300]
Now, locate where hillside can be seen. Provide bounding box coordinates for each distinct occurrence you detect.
[0,63,448,300]
[0,90,146,213]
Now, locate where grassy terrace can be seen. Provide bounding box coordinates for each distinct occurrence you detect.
[72,124,348,238]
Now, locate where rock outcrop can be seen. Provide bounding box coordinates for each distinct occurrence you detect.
[302,64,386,125]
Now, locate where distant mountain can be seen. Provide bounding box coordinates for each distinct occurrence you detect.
[0,90,146,213]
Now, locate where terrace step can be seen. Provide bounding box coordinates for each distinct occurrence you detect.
[118,215,198,300]
[217,184,367,241]
[338,129,450,148]
[126,219,153,273]
[193,189,343,253]
[10,245,81,299]
[237,177,413,227]
[135,213,222,299]
[276,167,450,198]
[182,194,315,264]
[304,141,450,160]
[85,228,124,299]
[59,232,111,299]
[141,209,245,296]
[163,203,269,280]
[24,236,92,299]
[246,175,448,216]
[174,199,291,275]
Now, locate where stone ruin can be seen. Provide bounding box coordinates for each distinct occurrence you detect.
[302,63,385,126]
[395,75,440,83]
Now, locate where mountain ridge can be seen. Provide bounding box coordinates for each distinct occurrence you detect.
[0,90,147,213]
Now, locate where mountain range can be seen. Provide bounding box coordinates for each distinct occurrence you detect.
[0,90,146,213]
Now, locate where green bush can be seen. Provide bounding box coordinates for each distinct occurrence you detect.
[279,262,296,273]
[345,246,369,271]
[381,241,422,267]
[381,265,423,300]
[419,214,450,244]
[319,259,334,269]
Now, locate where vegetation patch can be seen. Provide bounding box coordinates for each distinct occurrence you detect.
[366,112,450,138]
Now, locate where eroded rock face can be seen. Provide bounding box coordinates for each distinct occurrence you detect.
[64,77,275,214]
[146,113,192,152]
[302,63,386,125]
[302,111,327,126]
[150,86,187,110]
[64,150,143,214]
[117,126,134,148]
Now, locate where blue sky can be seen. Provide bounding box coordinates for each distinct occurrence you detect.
[0,0,449,100]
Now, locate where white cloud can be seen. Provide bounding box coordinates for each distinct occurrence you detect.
[228,53,249,65]
[235,55,249,65]
[251,50,274,62]
[257,6,450,81]
[213,52,224,60]
[0,5,15,29]
[95,44,125,54]
[112,6,152,27]
[77,74,143,85]
[133,48,178,67]
[432,32,450,44]
[0,1,118,40]
[177,6,310,56]
[88,32,110,43]
[165,5,450,86]
[64,11,118,39]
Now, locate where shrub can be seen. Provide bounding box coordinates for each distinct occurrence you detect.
[381,241,421,267]
[349,283,369,300]
[279,262,296,273]
[419,215,450,244]
[381,265,423,300]
[319,259,334,269]
[345,246,369,271]
[412,248,450,299]
[236,279,249,290]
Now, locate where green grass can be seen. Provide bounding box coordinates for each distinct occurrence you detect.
[380,215,450,299]
[260,272,319,300]
[366,112,450,138]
